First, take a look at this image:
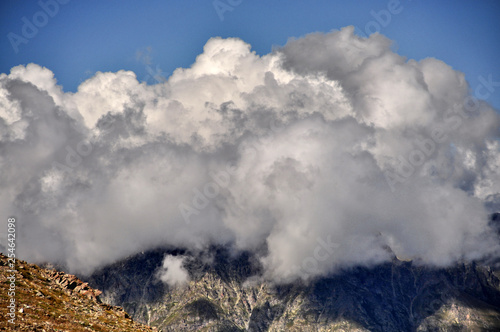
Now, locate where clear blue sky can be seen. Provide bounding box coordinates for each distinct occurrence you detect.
[1,0,499,109]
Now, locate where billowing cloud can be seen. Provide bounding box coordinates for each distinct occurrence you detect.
[1,26,499,282]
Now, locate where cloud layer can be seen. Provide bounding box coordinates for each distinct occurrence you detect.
[1,26,499,282]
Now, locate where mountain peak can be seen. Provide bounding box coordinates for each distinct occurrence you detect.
[86,247,500,331]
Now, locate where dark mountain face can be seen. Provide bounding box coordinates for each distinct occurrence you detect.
[84,247,500,332]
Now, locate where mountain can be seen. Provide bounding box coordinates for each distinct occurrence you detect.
[2,246,500,331]
[85,247,500,331]
[0,253,154,331]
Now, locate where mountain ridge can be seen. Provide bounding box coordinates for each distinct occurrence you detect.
[0,253,155,331]
[85,246,500,331]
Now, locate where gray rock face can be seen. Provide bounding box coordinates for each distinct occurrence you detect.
[84,247,500,331]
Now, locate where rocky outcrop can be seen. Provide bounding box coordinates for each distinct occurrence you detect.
[0,253,154,331]
[48,270,103,302]
[86,247,500,331]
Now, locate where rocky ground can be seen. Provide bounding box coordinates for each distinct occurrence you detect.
[87,247,500,331]
[2,245,500,331]
[0,253,154,331]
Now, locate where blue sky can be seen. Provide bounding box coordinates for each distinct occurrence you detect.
[1,0,499,109]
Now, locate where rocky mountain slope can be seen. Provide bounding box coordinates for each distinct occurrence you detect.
[86,247,500,331]
[0,253,154,331]
[2,212,499,331]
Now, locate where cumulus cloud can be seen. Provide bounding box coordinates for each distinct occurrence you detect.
[1,26,499,281]
[157,255,190,287]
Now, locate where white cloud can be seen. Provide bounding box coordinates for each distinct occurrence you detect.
[157,255,190,287]
[0,26,499,281]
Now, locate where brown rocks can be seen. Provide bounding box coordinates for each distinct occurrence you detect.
[0,253,154,331]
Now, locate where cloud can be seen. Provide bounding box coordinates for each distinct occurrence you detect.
[156,255,190,287]
[1,26,499,281]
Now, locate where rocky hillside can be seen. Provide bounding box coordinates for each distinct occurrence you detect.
[0,253,154,331]
[86,247,500,331]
